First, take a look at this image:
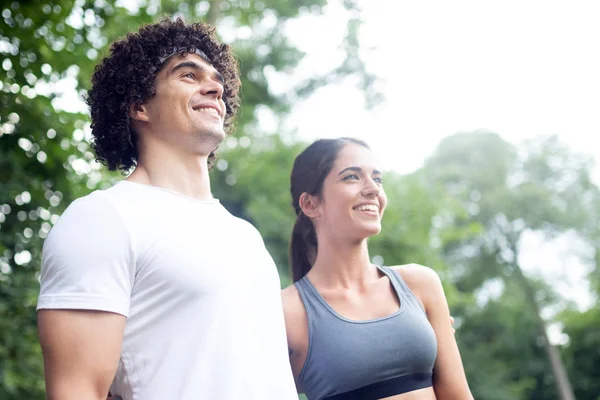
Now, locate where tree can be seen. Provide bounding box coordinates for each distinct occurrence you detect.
[561,307,600,400]
[422,131,599,399]
[459,278,560,400]
[1,1,103,395]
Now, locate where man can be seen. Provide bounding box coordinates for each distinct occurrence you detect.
[37,18,297,400]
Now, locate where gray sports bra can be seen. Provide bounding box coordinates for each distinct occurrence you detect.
[295,265,438,400]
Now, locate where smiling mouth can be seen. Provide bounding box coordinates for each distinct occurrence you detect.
[353,205,379,212]
[194,107,221,117]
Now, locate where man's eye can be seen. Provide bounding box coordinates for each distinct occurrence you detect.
[374,177,383,184]
[182,72,195,79]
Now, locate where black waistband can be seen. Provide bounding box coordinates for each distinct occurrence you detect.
[323,372,433,400]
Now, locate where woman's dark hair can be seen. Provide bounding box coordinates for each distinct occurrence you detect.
[289,137,370,282]
[86,17,241,171]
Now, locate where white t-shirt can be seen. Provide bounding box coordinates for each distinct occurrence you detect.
[37,181,298,400]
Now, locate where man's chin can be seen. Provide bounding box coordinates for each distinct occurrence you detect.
[198,127,226,143]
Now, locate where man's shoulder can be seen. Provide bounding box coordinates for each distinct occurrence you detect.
[225,213,264,239]
[46,184,133,247]
[58,189,115,222]
[62,181,166,222]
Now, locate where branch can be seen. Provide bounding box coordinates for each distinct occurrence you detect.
[206,0,222,25]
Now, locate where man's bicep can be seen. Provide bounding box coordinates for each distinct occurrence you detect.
[38,309,126,399]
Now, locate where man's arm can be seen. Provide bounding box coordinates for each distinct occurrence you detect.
[38,309,126,400]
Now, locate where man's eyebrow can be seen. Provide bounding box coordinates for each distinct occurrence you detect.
[338,166,381,175]
[169,61,225,84]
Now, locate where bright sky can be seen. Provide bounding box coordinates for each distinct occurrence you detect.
[283,0,600,314]
[285,0,600,176]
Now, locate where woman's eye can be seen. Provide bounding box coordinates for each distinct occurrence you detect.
[374,177,383,184]
[343,174,359,181]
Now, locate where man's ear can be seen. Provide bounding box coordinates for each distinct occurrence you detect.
[299,192,321,219]
[129,103,149,122]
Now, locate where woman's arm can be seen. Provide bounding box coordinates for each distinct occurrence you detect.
[281,285,309,392]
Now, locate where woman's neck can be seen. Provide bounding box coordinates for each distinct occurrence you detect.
[308,236,378,290]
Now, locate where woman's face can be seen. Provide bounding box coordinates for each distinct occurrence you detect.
[313,143,387,241]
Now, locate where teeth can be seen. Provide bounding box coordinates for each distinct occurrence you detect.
[354,205,378,212]
[196,107,219,116]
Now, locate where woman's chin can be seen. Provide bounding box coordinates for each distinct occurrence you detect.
[356,224,382,239]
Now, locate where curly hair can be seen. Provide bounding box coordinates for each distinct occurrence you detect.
[86,17,241,171]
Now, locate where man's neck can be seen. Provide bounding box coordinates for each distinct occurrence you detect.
[128,146,214,201]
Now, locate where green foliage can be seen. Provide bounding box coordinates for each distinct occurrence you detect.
[1,1,101,395]
[458,279,562,400]
[561,307,600,400]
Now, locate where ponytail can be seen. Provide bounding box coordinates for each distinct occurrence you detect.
[289,213,317,282]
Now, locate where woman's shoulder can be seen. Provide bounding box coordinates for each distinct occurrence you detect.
[281,283,301,308]
[280,283,309,351]
[388,264,443,306]
[281,284,306,323]
[389,263,441,287]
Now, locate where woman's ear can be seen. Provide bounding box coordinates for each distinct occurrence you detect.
[299,192,321,219]
[129,103,149,122]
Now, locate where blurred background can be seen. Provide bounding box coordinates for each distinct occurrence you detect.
[1,0,599,399]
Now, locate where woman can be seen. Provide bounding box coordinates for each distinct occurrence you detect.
[281,138,473,400]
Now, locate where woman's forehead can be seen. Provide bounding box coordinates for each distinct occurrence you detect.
[334,143,379,169]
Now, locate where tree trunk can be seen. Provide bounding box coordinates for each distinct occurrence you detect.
[512,262,576,400]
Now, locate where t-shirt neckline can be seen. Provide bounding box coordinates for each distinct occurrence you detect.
[118,180,221,205]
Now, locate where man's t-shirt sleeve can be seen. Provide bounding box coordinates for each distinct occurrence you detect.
[37,192,135,317]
